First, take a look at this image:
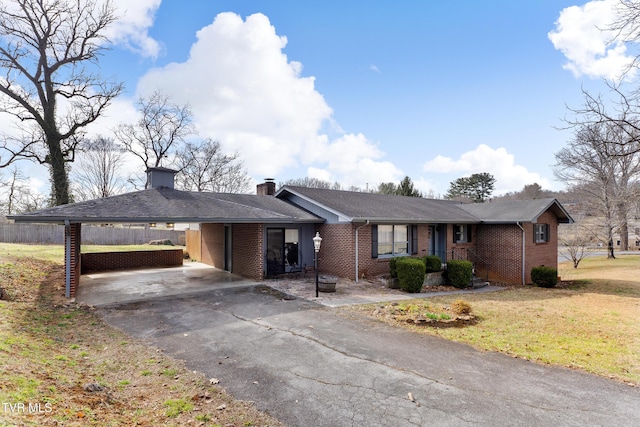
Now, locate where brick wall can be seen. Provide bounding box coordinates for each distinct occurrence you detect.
[80,249,183,273]
[476,224,523,284]
[200,223,224,267]
[524,211,559,283]
[316,223,356,279]
[318,223,431,281]
[232,223,264,281]
[475,211,560,285]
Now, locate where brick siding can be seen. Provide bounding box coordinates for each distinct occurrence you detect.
[524,211,559,283]
[317,223,431,281]
[476,224,523,284]
[80,249,183,273]
[232,224,264,280]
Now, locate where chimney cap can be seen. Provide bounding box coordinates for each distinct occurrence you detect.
[146,166,178,174]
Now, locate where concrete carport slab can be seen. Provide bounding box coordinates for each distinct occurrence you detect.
[75,262,256,307]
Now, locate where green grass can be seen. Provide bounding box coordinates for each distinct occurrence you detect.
[163,398,193,417]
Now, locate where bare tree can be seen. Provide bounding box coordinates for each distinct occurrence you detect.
[174,138,251,193]
[0,0,123,205]
[71,136,129,201]
[555,121,640,257]
[115,91,194,187]
[279,177,342,190]
[0,165,46,215]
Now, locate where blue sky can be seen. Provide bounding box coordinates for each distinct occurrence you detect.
[6,0,633,197]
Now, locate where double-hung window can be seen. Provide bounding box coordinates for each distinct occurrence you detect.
[453,224,472,243]
[534,224,550,243]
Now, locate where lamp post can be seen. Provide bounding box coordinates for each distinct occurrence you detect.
[313,232,322,297]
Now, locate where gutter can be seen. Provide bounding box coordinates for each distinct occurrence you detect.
[355,220,370,283]
[516,222,525,285]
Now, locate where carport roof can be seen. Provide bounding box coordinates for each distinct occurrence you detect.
[8,187,323,224]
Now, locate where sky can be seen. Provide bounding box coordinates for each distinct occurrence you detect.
[4,0,639,197]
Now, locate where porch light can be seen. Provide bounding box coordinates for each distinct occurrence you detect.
[166,222,174,229]
[313,232,322,252]
[313,232,322,297]
[149,222,156,228]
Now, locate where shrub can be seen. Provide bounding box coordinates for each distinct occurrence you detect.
[445,260,473,288]
[423,255,442,273]
[397,258,426,293]
[531,266,558,288]
[451,299,472,315]
[389,256,407,278]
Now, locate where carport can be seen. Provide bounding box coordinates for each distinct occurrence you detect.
[76,262,256,307]
[8,168,322,299]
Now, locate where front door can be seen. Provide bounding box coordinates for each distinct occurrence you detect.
[266,228,285,277]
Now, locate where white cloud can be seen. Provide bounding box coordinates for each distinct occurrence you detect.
[422,144,551,194]
[370,64,380,73]
[106,0,162,58]
[548,0,634,80]
[135,12,397,185]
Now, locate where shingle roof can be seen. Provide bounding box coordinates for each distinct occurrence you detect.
[458,198,573,223]
[277,187,573,224]
[277,186,480,223]
[8,187,322,224]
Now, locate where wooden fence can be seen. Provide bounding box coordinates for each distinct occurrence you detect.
[0,224,185,246]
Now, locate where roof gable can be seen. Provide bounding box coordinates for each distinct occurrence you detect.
[458,198,573,224]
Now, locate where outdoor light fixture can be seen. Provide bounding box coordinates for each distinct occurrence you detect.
[149,222,156,228]
[313,232,322,297]
[166,222,175,229]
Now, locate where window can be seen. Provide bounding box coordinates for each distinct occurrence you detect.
[372,224,414,257]
[453,224,472,243]
[534,224,550,243]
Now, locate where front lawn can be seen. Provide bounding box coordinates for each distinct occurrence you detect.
[0,243,281,426]
[346,255,640,386]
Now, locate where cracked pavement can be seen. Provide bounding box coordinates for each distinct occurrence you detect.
[100,285,640,426]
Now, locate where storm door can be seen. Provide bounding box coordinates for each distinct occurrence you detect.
[224,225,232,272]
[266,228,285,277]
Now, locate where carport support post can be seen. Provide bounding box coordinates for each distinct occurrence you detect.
[64,220,71,298]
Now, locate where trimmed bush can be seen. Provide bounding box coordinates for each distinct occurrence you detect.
[389,256,407,278]
[423,255,442,273]
[445,260,473,289]
[397,257,426,293]
[531,266,558,288]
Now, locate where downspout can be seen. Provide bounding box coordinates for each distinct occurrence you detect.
[355,220,370,283]
[516,222,525,285]
[64,219,71,298]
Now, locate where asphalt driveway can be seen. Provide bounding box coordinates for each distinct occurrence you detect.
[99,285,640,426]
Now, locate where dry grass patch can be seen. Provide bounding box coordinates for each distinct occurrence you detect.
[347,256,640,386]
[0,243,282,426]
